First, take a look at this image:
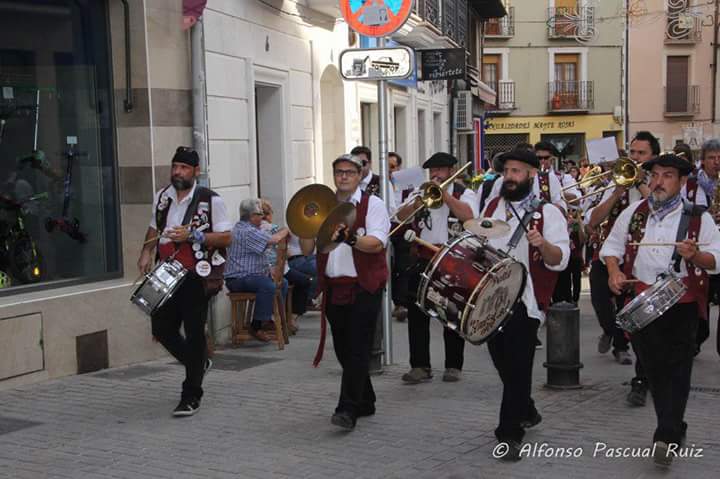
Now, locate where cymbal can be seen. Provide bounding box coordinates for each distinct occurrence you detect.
[316,203,357,254]
[286,184,338,238]
[463,218,511,240]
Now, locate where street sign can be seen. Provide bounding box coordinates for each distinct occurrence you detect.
[340,0,414,38]
[340,47,414,81]
[417,48,466,81]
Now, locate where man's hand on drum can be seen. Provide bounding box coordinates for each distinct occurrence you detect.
[608,270,628,295]
[676,239,699,261]
[166,225,191,243]
[137,250,153,274]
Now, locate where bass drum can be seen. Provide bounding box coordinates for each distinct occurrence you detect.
[417,232,526,344]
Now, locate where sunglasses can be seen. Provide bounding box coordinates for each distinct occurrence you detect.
[536,155,552,160]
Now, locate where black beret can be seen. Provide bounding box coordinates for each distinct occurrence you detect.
[422,152,457,169]
[641,153,693,176]
[496,148,540,169]
[172,147,199,167]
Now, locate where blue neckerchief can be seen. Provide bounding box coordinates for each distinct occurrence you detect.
[648,193,682,222]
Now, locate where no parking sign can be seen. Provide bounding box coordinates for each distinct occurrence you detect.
[340,0,414,37]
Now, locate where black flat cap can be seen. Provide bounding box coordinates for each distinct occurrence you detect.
[423,152,457,169]
[496,149,540,169]
[641,153,693,176]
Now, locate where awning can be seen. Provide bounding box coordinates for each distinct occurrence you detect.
[468,0,507,19]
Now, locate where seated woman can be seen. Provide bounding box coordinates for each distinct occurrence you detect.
[284,233,318,316]
[224,199,288,342]
[258,199,293,331]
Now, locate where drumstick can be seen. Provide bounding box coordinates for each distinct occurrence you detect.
[403,230,440,253]
[628,242,709,247]
[143,223,192,245]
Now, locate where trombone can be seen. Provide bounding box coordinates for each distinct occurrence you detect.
[560,165,610,193]
[389,162,471,236]
[567,158,641,204]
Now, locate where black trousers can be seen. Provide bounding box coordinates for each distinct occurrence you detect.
[700,274,720,352]
[589,260,629,353]
[631,302,698,444]
[406,258,465,370]
[552,256,583,304]
[151,274,209,401]
[326,288,382,418]
[390,235,413,308]
[487,303,539,443]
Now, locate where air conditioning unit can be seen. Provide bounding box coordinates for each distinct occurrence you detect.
[454,90,473,131]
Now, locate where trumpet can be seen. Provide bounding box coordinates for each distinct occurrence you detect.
[567,158,640,204]
[389,162,471,236]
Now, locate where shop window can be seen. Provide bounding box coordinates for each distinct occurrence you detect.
[0,0,119,293]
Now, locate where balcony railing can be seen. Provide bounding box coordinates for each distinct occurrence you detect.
[488,81,516,111]
[485,6,514,38]
[442,0,468,47]
[665,11,702,43]
[547,7,595,39]
[413,0,441,30]
[664,85,700,116]
[548,81,594,112]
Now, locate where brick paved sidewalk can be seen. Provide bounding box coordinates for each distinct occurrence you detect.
[0,296,718,479]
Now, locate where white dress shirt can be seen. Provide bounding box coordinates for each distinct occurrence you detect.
[481,198,570,323]
[325,187,391,278]
[287,234,303,257]
[149,182,233,244]
[600,199,720,283]
[414,183,478,245]
[555,170,580,203]
[487,172,564,208]
[361,170,397,214]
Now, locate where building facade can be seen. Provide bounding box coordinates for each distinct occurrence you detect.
[628,0,717,151]
[0,0,502,387]
[482,0,625,163]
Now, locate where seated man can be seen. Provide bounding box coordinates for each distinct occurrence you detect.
[285,233,318,315]
[225,198,288,342]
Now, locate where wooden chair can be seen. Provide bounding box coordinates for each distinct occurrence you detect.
[228,291,289,350]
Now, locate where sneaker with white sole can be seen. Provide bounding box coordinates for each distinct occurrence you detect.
[653,441,673,467]
[173,398,200,417]
[401,367,433,384]
[597,334,612,354]
[442,368,462,382]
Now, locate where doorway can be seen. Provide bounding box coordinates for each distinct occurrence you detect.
[255,84,285,219]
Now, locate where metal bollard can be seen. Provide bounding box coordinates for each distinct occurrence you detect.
[543,301,583,389]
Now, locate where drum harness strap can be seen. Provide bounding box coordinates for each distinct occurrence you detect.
[670,202,694,273]
[506,197,543,252]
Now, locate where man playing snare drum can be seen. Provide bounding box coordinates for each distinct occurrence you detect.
[137,147,232,417]
[600,153,720,467]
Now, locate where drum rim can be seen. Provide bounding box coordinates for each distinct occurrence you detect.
[616,275,687,330]
[460,259,527,344]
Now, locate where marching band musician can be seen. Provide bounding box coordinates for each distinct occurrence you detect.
[300,153,390,430]
[534,141,580,205]
[600,153,720,467]
[352,145,397,213]
[485,142,566,208]
[586,132,657,409]
[137,147,232,417]
[479,148,570,461]
[396,152,477,384]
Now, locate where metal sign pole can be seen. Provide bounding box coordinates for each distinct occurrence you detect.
[377,36,393,366]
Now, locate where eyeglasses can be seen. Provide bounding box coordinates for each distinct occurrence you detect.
[361,160,369,166]
[334,169,359,177]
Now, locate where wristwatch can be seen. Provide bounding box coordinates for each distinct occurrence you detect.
[345,232,358,247]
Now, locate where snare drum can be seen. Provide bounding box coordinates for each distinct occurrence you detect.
[616,272,687,333]
[131,260,188,316]
[417,232,526,344]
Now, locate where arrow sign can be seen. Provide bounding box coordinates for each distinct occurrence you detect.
[340,47,414,81]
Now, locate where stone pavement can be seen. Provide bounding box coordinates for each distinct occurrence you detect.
[0,294,719,479]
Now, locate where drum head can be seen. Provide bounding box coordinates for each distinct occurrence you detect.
[462,259,526,344]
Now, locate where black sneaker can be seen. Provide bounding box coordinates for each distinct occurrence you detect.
[203,358,213,378]
[173,398,200,417]
[331,411,356,430]
[626,381,647,407]
[496,440,522,462]
[520,412,542,429]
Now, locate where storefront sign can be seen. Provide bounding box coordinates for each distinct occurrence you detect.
[340,47,414,81]
[417,48,466,81]
[486,119,577,131]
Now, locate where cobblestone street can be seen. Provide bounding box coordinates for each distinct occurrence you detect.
[1,296,718,479]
